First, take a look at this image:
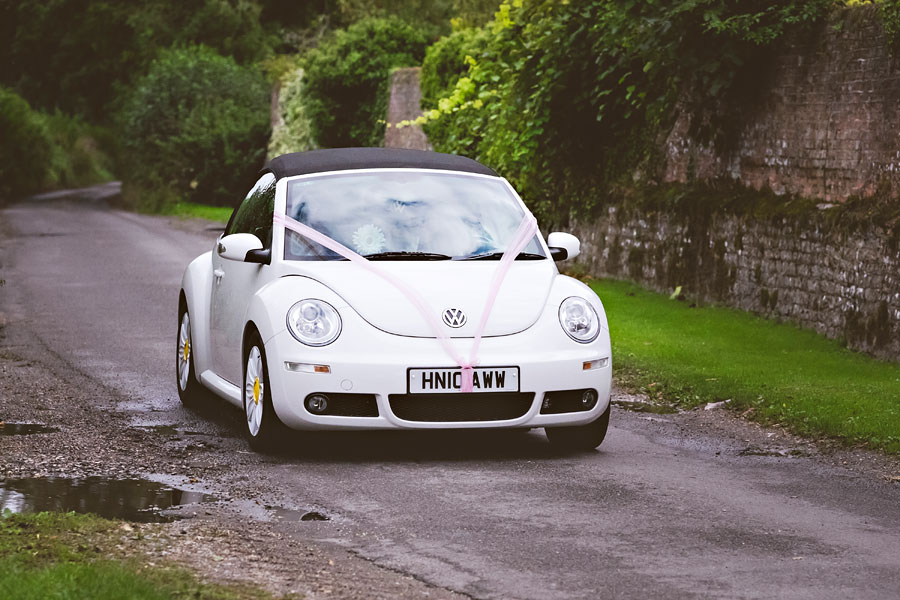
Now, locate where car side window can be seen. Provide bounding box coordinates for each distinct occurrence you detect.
[225,173,276,248]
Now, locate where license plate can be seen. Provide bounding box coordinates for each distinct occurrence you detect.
[407,367,519,394]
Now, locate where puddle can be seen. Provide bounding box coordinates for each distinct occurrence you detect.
[738,446,806,458]
[133,424,210,437]
[301,511,330,521]
[0,422,59,435]
[135,424,180,436]
[0,477,212,522]
[612,400,679,415]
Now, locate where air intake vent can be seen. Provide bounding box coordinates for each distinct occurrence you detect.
[388,393,534,422]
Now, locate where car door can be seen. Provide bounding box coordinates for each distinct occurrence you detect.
[210,173,276,385]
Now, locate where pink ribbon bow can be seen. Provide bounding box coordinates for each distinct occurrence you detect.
[274,210,539,393]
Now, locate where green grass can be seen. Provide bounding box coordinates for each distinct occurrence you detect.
[591,279,900,453]
[0,512,288,599]
[162,202,233,223]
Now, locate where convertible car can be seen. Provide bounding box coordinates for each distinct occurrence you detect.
[177,148,612,451]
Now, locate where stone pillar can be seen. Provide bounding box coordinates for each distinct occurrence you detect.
[384,67,431,151]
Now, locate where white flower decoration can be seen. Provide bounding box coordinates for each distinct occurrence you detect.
[352,224,386,255]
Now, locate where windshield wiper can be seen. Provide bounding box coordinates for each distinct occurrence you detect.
[458,251,546,261]
[362,251,452,261]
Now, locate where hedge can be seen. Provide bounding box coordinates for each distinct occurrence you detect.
[116,45,271,207]
[301,17,427,148]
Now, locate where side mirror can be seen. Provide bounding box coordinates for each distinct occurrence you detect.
[547,232,580,261]
[216,233,268,264]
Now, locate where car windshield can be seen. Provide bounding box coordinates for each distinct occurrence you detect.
[283,171,545,261]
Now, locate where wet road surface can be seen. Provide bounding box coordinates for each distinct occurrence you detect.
[1,190,899,599]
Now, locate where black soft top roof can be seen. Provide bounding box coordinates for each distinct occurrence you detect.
[263,148,497,179]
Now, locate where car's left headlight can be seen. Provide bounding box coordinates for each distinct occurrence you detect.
[287,299,342,346]
[559,296,600,343]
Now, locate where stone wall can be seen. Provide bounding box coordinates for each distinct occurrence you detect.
[569,6,900,360]
[664,5,900,203]
[571,206,900,360]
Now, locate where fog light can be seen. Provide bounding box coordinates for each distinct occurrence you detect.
[305,394,329,415]
[581,389,598,410]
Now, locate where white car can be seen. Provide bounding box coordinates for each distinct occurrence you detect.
[177,148,612,451]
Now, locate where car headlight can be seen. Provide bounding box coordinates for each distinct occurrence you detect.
[558,296,600,343]
[287,299,342,346]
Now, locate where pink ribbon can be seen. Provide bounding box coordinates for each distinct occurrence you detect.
[274,210,538,393]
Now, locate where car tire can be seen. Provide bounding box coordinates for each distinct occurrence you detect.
[242,331,287,452]
[545,403,611,451]
[176,302,206,405]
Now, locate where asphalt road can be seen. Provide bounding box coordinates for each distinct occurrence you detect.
[2,189,900,599]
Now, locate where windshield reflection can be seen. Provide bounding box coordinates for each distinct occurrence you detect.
[283,171,545,261]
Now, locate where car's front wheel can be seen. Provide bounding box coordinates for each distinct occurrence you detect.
[545,404,611,452]
[243,332,287,451]
[176,303,205,405]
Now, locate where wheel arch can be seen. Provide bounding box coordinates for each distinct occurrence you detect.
[242,321,263,355]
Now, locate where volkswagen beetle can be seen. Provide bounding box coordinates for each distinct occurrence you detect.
[177,148,612,451]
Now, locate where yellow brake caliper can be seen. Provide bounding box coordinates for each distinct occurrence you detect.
[183,339,190,362]
[253,377,260,405]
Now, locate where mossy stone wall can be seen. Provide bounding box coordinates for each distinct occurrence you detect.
[664,5,900,204]
[572,203,900,360]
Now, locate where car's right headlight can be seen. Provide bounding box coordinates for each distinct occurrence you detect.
[287,299,342,346]
[558,296,600,343]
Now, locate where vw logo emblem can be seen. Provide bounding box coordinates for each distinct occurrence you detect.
[442,308,467,328]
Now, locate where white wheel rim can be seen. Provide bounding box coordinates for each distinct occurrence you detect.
[178,312,191,391]
[245,347,264,437]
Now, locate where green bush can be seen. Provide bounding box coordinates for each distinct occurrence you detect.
[302,17,428,148]
[420,27,490,158]
[260,0,499,39]
[0,0,271,121]
[117,45,271,208]
[420,27,489,107]
[0,87,52,199]
[421,0,833,224]
[126,0,274,71]
[0,87,113,200]
[268,65,316,158]
[879,0,900,47]
[39,112,114,189]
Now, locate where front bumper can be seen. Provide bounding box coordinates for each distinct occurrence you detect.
[265,305,612,431]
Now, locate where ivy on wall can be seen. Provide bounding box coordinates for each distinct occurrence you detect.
[418,0,836,224]
[301,17,427,148]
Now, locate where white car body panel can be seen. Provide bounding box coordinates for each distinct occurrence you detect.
[270,260,556,337]
[210,251,275,385]
[180,167,613,431]
[180,251,214,376]
[199,369,241,407]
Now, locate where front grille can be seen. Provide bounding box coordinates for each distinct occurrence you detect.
[388,393,535,422]
[540,389,596,414]
[306,393,379,417]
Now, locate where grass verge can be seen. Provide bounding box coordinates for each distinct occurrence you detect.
[591,279,900,453]
[161,202,233,223]
[0,511,287,600]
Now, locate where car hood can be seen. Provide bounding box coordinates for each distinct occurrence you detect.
[285,260,557,337]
